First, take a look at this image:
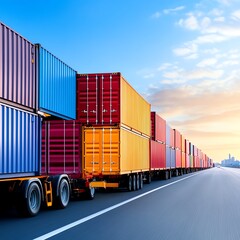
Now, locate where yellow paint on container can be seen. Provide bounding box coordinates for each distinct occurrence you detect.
[83,126,150,177]
[120,77,151,137]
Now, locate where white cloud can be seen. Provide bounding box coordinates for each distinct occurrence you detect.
[201,17,211,28]
[231,10,240,21]
[194,34,228,44]
[173,42,198,56]
[214,17,225,22]
[178,13,199,30]
[197,58,218,67]
[209,8,224,16]
[163,6,185,15]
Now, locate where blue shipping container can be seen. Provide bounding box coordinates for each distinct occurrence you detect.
[36,45,76,120]
[0,103,41,178]
[166,146,171,169]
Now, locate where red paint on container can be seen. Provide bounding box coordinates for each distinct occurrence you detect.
[185,139,189,154]
[150,140,166,169]
[41,120,82,178]
[151,112,166,143]
[174,129,182,150]
[77,72,151,136]
[175,149,182,168]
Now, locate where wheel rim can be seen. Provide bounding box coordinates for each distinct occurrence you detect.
[28,183,41,215]
[60,179,70,207]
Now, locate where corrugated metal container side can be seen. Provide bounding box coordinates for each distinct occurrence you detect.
[185,139,189,154]
[190,155,194,168]
[77,73,151,136]
[0,103,40,178]
[83,126,150,177]
[185,154,190,168]
[175,149,181,168]
[181,136,185,153]
[171,148,176,168]
[36,45,76,120]
[41,120,81,177]
[151,112,166,143]
[189,142,194,155]
[166,146,171,169]
[166,124,174,147]
[150,140,166,169]
[174,129,182,150]
[193,145,198,156]
[0,22,36,110]
[182,152,186,168]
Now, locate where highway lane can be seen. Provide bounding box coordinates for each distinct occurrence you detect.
[1,167,240,240]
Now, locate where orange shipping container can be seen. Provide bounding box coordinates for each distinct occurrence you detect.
[83,126,150,177]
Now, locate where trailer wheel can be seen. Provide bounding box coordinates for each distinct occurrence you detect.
[164,171,169,180]
[132,175,136,191]
[55,178,70,209]
[128,175,132,191]
[86,186,95,200]
[136,174,140,190]
[146,173,151,184]
[23,182,41,217]
[139,174,143,189]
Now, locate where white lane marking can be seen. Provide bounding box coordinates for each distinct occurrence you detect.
[34,172,201,240]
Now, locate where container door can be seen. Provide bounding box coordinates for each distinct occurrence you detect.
[100,73,120,124]
[78,75,98,124]
[83,128,120,176]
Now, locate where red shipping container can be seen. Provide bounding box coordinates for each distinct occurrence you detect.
[185,139,189,154]
[77,73,119,124]
[174,129,182,150]
[151,112,166,143]
[176,149,182,168]
[150,140,166,169]
[41,120,82,178]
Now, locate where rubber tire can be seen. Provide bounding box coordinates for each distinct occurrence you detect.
[55,178,70,208]
[132,175,136,191]
[23,182,41,217]
[139,174,143,189]
[86,187,95,200]
[136,174,140,190]
[128,175,132,191]
[146,173,151,184]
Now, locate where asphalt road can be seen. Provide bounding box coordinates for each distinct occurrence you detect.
[1,167,240,240]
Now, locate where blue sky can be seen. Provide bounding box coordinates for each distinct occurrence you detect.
[1,0,240,162]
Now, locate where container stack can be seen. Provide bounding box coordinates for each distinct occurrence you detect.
[0,22,76,179]
[0,22,40,178]
[150,112,166,171]
[77,72,151,180]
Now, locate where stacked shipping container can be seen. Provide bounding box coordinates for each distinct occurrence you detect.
[0,22,77,216]
[150,112,166,171]
[77,72,151,189]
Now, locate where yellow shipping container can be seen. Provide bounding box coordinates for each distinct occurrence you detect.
[83,126,150,177]
[120,77,151,137]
